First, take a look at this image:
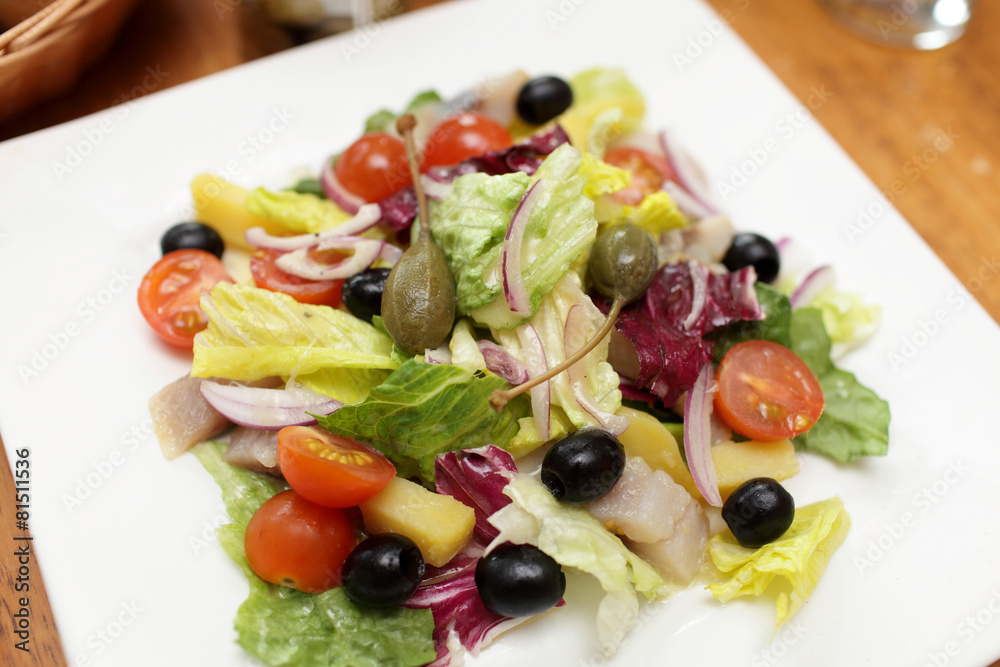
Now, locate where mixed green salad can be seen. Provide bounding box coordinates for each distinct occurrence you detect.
[141,68,890,666]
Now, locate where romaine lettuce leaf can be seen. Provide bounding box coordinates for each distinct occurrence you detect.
[449,318,487,372]
[244,187,352,233]
[314,360,530,485]
[433,143,598,329]
[488,473,663,656]
[192,441,436,667]
[789,308,890,461]
[809,287,881,347]
[192,284,397,403]
[709,283,792,362]
[708,496,850,628]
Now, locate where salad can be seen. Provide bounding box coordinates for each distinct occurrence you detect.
[139,68,890,666]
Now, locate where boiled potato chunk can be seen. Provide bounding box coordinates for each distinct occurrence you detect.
[617,407,800,502]
[359,476,475,567]
[190,174,288,250]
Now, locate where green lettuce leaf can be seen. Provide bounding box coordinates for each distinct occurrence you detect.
[192,441,436,667]
[789,308,891,461]
[448,318,487,372]
[432,143,598,329]
[315,360,530,485]
[709,283,792,363]
[245,187,352,233]
[708,496,850,628]
[558,68,645,150]
[809,287,881,346]
[488,473,663,656]
[192,284,397,403]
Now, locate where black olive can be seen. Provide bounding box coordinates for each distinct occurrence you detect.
[475,543,565,617]
[540,429,625,503]
[343,268,391,323]
[160,222,225,258]
[341,533,425,608]
[722,232,780,284]
[516,76,573,125]
[721,478,795,549]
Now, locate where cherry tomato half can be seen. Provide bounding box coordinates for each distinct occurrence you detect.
[604,146,676,206]
[244,489,355,593]
[250,248,344,307]
[422,112,512,170]
[278,426,396,508]
[137,249,232,348]
[335,132,409,203]
[714,341,824,442]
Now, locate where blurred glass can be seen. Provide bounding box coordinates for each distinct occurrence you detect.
[254,0,402,41]
[818,0,975,50]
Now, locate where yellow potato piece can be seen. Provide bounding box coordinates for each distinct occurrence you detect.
[617,407,800,502]
[190,174,288,250]
[359,476,475,568]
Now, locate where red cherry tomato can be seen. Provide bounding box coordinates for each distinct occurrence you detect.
[277,426,396,508]
[137,249,232,348]
[604,146,676,206]
[714,341,824,442]
[422,112,513,169]
[244,489,355,593]
[335,132,409,203]
[250,248,345,307]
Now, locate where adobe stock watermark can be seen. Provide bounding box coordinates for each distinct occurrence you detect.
[672,0,751,72]
[750,619,807,666]
[546,0,591,30]
[51,65,169,180]
[887,254,996,371]
[921,590,1000,667]
[853,459,968,573]
[68,600,144,667]
[60,418,154,514]
[716,85,834,202]
[189,505,233,557]
[340,0,403,62]
[17,268,136,386]
[844,126,959,243]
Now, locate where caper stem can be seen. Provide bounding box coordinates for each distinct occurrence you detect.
[396,114,430,240]
[489,297,625,411]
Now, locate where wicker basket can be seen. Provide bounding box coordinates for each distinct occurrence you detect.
[0,0,139,122]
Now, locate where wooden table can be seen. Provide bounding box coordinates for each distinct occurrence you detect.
[1,0,998,665]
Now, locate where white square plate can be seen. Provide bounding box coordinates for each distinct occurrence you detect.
[2,0,1000,665]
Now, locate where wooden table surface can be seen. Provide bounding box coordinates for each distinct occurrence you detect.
[1,0,998,665]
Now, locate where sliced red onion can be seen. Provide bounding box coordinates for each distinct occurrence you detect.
[660,130,719,217]
[682,362,722,507]
[244,204,382,251]
[790,265,836,308]
[277,238,383,280]
[775,236,792,253]
[199,380,342,430]
[425,345,452,365]
[501,180,547,316]
[564,305,629,435]
[477,341,529,384]
[379,243,403,265]
[321,157,364,214]
[421,175,454,201]
[662,181,713,221]
[245,227,320,252]
[683,260,708,331]
[516,324,549,441]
